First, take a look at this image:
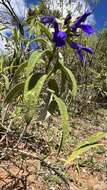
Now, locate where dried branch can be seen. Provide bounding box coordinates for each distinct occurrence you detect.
[0,0,24,35]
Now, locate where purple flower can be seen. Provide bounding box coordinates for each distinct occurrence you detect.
[53,31,67,48]
[41,16,67,48]
[40,16,55,25]
[75,11,92,24]
[79,24,95,34]
[70,42,94,62]
[53,19,67,48]
[53,21,59,32]
[40,15,67,48]
[71,11,94,35]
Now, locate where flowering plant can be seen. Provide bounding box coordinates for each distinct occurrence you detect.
[1,1,106,170]
[4,8,96,154]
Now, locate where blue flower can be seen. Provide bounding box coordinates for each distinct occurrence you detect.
[70,42,94,62]
[79,24,95,34]
[53,31,67,48]
[53,20,67,48]
[53,20,59,32]
[71,11,94,35]
[41,16,67,48]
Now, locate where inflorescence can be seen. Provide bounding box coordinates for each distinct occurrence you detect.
[40,11,95,63]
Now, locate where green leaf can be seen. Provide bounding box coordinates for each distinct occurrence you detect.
[37,22,52,40]
[65,132,107,165]
[12,28,19,41]
[5,82,24,103]
[53,94,69,153]
[0,57,4,72]
[59,62,77,97]
[13,62,27,80]
[26,51,43,77]
[24,74,47,124]
[48,79,59,96]
[60,72,67,95]
[31,38,53,52]
[76,132,107,150]
[65,144,102,165]
[2,74,10,90]
[28,72,43,90]
[31,38,48,45]
[26,50,48,77]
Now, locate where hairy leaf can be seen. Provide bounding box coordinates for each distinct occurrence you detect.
[28,72,43,90]
[48,79,59,96]
[65,132,107,165]
[5,82,24,103]
[31,38,48,45]
[53,94,69,153]
[13,62,27,80]
[2,74,10,90]
[26,51,43,77]
[24,74,47,124]
[37,22,52,40]
[76,132,107,150]
[65,144,102,165]
[59,62,77,97]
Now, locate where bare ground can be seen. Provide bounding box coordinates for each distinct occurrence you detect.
[0,108,107,190]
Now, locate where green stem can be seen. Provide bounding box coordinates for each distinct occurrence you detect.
[46,46,56,73]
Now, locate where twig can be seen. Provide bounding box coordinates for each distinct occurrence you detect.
[1,104,9,124]
[0,123,12,132]
[13,123,29,149]
[0,134,6,143]
[0,0,24,35]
